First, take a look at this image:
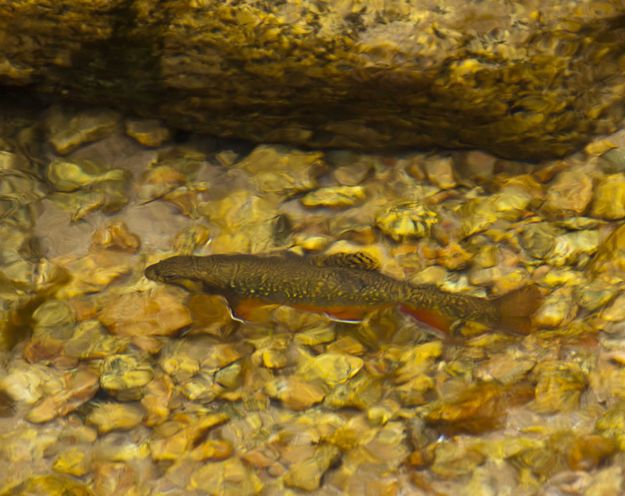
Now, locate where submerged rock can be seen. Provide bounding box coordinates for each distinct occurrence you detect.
[2,2,625,158]
[98,287,192,337]
[376,201,439,242]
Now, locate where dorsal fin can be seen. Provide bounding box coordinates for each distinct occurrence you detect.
[311,252,380,271]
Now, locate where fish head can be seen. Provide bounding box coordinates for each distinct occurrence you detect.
[144,256,204,292]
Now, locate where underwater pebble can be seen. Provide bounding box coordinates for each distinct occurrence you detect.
[235,144,324,195]
[532,288,576,328]
[53,448,91,477]
[333,160,372,185]
[375,201,439,241]
[591,173,625,219]
[265,377,325,411]
[1,474,95,496]
[90,220,140,253]
[86,402,146,433]
[27,368,99,423]
[543,167,593,216]
[284,444,340,491]
[300,185,366,208]
[325,371,383,410]
[459,185,532,237]
[298,352,364,387]
[424,156,457,189]
[99,287,192,337]
[600,292,625,322]
[125,118,171,147]
[100,353,154,400]
[531,361,587,414]
[589,223,625,276]
[188,458,263,495]
[596,401,625,449]
[47,159,129,193]
[457,150,496,178]
[46,106,121,155]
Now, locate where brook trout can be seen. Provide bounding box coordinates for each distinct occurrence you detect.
[144,252,542,334]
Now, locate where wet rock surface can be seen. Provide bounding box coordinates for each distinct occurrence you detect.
[3,97,625,494]
[1,3,625,158]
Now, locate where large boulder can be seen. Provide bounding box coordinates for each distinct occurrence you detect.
[1,0,625,159]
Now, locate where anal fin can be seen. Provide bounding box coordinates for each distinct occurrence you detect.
[400,305,454,332]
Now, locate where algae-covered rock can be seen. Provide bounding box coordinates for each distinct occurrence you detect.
[1,1,625,158]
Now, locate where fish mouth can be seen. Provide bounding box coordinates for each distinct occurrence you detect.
[144,263,160,281]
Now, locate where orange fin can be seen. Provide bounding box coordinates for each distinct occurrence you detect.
[291,303,369,321]
[231,298,277,322]
[494,285,543,334]
[400,305,454,332]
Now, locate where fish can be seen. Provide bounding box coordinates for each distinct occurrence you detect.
[144,251,543,334]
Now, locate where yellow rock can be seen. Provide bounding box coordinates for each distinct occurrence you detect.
[325,371,383,409]
[99,287,192,337]
[87,402,146,433]
[63,320,129,360]
[46,106,120,155]
[600,292,625,321]
[199,189,277,252]
[27,368,99,423]
[424,156,457,189]
[52,448,91,477]
[47,159,128,192]
[531,361,587,414]
[298,352,364,386]
[125,118,171,147]
[151,413,230,461]
[0,474,94,496]
[589,223,625,276]
[376,201,439,241]
[258,348,288,369]
[100,353,154,400]
[294,326,336,346]
[235,145,324,195]
[430,440,487,478]
[300,185,366,208]
[90,220,141,253]
[191,439,234,461]
[437,242,472,270]
[596,401,625,449]
[326,336,366,356]
[265,376,325,411]
[173,224,212,254]
[54,252,133,298]
[395,341,443,383]
[531,288,575,328]
[544,167,593,216]
[188,458,263,495]
[284,444,340,491]
[423,382,532,435]
[585,138,617,156]
[591,174,625,219]
[460,186,532,237]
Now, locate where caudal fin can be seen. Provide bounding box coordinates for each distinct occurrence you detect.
[494,285,543,334]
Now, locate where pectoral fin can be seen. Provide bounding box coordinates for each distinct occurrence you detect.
[230,297,278,322]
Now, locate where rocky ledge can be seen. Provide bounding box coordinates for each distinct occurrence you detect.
[1,0,625,159]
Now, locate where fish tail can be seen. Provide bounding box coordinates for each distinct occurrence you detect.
[493,285,543,334]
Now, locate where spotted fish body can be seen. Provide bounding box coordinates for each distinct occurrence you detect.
[144,252,541,333]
